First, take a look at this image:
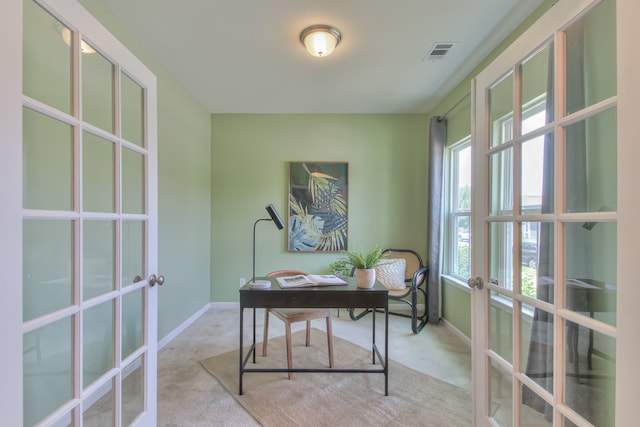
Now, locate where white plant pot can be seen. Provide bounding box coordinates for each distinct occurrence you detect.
[355,268,376,289]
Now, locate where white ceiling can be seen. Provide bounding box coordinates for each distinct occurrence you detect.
[95,0,544,114]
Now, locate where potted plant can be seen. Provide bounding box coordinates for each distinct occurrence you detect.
[329,259,351,278]
[340,245,386,288]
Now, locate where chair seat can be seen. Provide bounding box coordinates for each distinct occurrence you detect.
[388,287,411,298]
[270,308,332,323]
[263,271,334,379]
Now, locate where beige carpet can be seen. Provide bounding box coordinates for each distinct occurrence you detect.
[201,329,471,427]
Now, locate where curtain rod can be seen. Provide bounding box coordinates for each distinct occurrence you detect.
[439,91,471,121]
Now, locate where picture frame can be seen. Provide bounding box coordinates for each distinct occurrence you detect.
[288,162,348,252]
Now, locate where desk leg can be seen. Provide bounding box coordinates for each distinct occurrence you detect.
[372,307,376,364]
[385,303,389,396]
[588,311,594,370]
[252,307,256,364]
[239,305,244,395]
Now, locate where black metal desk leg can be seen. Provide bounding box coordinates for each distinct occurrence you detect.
[372,307,376,364]
[385,304,389,396]
[252,307,256,363]
[239,305,244,395]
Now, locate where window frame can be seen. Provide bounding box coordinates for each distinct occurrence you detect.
[443,137,472,285]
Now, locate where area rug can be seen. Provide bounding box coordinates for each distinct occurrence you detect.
[200,329,471,426]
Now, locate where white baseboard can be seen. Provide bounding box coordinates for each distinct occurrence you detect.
[158,303,213,350]
[441,318,471,347]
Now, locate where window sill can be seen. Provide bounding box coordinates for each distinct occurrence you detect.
[442,275,471,293]
[441,274,534,320]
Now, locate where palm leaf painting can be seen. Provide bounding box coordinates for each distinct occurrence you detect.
[288,162,348,252]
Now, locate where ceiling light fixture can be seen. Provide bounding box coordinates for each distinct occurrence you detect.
[56,23,95,54]
[299,24,342,58]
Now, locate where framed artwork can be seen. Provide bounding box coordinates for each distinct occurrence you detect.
[288,162,348,252]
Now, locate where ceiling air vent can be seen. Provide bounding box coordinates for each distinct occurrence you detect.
[423,42,456,61]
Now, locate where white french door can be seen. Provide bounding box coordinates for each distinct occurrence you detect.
[1,0,158,425]
[470,0,639,425]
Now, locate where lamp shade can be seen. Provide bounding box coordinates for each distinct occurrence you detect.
[300,25,342,58]
[265,204,285,230]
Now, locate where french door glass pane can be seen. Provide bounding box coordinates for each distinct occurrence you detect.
[565,0,616,116]
[122,220,145,286]
[521,305,554,393]
[521,133,550,215]
[23,317,73,427]
[565,222,616,326]
[489,72,514,148]
[122,147,145,214]
[83,220,115,300]
[521,43,553,135]
[490,148,513,216]
[23,107,73,211]
[122,357,145,425]
[122,288,144,359]
[564,325,615,426]
[82,49,114,133]
[23,220,73,321]
[564,108,617,213]
[490,291,513,363]
[489,359,513,426]
[520,221,540,275]
[83,131,115,213]
[489,222,513,290]
[520,383,551,426]
[83,378,115,426]
[83,300,115,389]
[537,223,555,305]
[121,72,145,147]
[23,0,72,114]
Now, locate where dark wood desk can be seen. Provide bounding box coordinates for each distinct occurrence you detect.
[239,277,389,395]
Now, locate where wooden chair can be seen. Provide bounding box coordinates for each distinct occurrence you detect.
[262,270,334,379]
[349,249,429,333]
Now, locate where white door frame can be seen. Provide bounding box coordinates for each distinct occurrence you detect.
[470,0,640,425]
[613,0,640,423]
[0,2,25,426]
[0,0,158,424]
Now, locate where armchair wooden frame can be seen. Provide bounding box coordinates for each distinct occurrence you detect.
[349,249,429,333]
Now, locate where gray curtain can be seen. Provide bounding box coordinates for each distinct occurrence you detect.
[427,116,446,323]
[522,42,556,418]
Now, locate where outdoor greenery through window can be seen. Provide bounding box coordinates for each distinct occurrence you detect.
[446,138,471,281]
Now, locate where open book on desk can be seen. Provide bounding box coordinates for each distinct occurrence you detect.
[275,274,348,288]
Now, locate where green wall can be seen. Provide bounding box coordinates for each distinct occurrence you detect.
[78,0,213,341]
[210,114,428,302]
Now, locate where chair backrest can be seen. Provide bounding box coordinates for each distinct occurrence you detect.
[383,249,425,283]
[266,270,308,277]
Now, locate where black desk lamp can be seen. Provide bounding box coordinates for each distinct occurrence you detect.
[251,204,285,289]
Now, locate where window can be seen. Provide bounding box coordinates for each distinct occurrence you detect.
[444,138,471,281]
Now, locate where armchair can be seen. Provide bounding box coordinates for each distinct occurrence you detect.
[349,249,428,333]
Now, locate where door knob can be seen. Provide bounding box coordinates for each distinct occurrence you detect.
[467,276,484,289]
[148,274,165,287]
